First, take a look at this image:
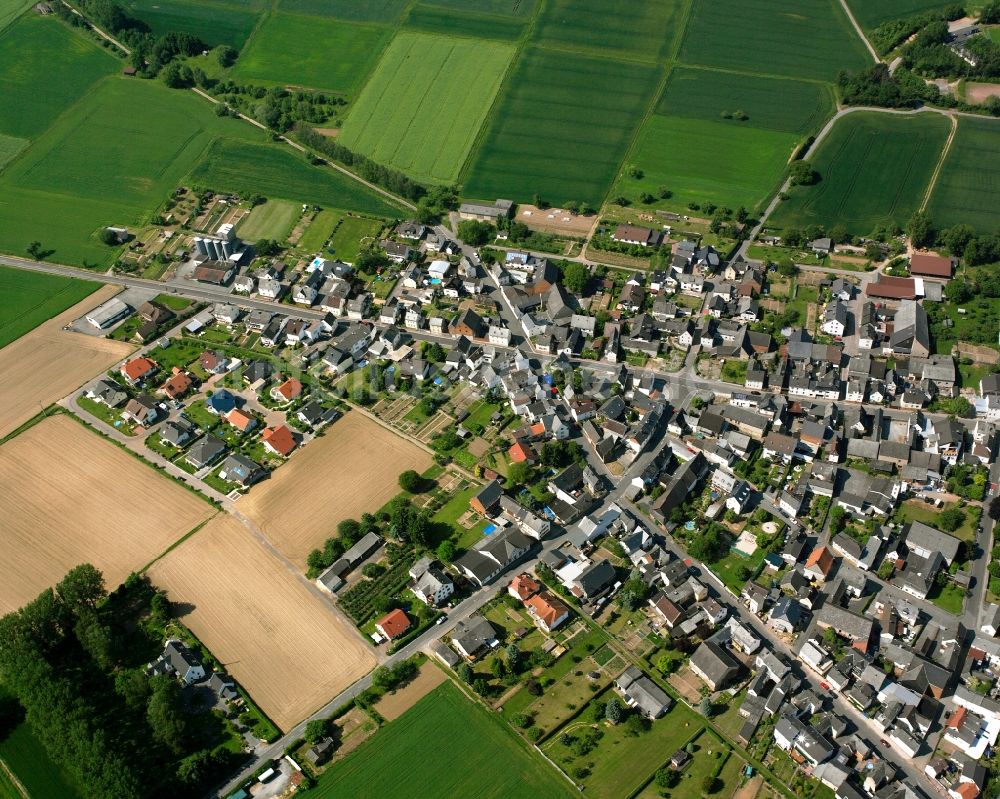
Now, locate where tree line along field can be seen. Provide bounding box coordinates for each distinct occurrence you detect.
[232,12,393,94]
[531,0,689,63]
[463,46,660,207]
[613,67,835,212]
[310,681,576,799]
[679,0,872,82]
[189,139,404,217]
[0,267,99,349]
[0,15,117,142]
[338,32,514,185]
[125,0,263,49]
[927,116,1000,233]
[844,0,960,30]
[769,111,952,236]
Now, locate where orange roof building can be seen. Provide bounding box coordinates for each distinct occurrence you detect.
[121,356,157,384]
[805,545,835,580]
[508,573,541,601]
[375,608,411,640]
[508,441,533,464]
[162,369,193,399]
[524,591,570,632]
[262,424,296,456]
[909,252,953,279]
[225,408,257,433]
[272,377,303,403]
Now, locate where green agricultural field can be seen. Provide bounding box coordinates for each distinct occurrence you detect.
[616,67,836,211]
[126,0,262,49]
[464,46,660,206]
[533,0,688,62]
[0,266,99,348]
[311,681,575,799]
[615,115,797,212]
[0,133,25,170]
[845,0,957,30]
[237,199,300,242]
[327,215,384,262]
[927,115,1000,233]
[0,15,117,141]
[0,722,85,799]
[190,139,403,217]
[405,4,526,40]
[0,0,31,33]
[0,76,259,266]
[233,12,391,94]
[679,0,871,82]
[339,32,514,184]
[423,0,539,16]
[770,111,951,236]
[279,0,410,21]
[298,208,341,252]
[656,67,835,135]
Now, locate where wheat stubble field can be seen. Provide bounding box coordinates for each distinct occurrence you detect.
[0,414,213,613]
[148,515,376,730]
[240,412,432,568]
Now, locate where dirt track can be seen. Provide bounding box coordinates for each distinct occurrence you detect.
[239,412,431,568]
[0,414,213,613]
[0,284,134,439]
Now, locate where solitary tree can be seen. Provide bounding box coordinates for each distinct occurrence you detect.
[398,470,422,493]
[605,697,624,724]
[304,718,329,744]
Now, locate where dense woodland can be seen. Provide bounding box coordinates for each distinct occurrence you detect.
[0,566,244,798]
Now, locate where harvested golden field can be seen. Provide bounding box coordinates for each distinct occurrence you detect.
[0,284,134,439]
[0,414,214,614]
[240,412,431,568]
[148,515,375,730]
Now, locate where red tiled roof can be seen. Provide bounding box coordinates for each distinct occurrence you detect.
[121,357,156,381]
[806,545,834,575]
[275,378,303,401]
[909,252,953,278]
[376,608,411,639]
[865,275,917,300]
[948,707,967,729]
[162,371,193,399]
[508,441,532,463]
[524,591,569,629]
[262,424,296,456]
[509,573,541,601]
[226,409,255,432]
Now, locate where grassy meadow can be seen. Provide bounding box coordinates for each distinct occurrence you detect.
[463,46,660,207]
[0,0,31,33]
[0,720,85,799]
[339,32,514,184]
[0,267,100,348]
[126,0,262,48]
[189,139,403,217]
[233,12,392,93]
[679,0,871,81]
[532,0,689,62]
[927,115,1000,233]
[278,0,410,21]
[237,199,300,242]
[770,111,950,235]
[0,15,117,141]
[422,0,539,16]
[404,4,527,40]
[311,681,575,799]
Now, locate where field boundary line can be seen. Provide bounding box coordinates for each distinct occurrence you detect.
[0,758,28,799]
[921,113,958,212]
[835,0,879,63]
[668,60,835,87]
[138,514,218,573]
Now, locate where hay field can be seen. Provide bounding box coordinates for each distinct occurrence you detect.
[148,515,375,730]
[0,285,134,439]
[240,412,431,568]
[0,414,213,614]
[338,32,514,184]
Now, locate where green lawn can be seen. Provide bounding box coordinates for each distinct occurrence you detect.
[679,0,871,82]
[770,111,951,236]
[895,499,978,542]
[326,214,384,261]
[721,360,748,385]
[928,580,965,615]
[311,681,575,798]
[927,115,1000,233]
[237,199,300,242]
[189,139,403,217]
[405,3,527,40]
[339,32,514,184]
[233,12,391,94]
[0,722,85,799]
[532,0,688,62]
[126,0,262,48]
[0,266,100,348]
[544,694,705,799]
[297,209,341,252]
[0,15,117,141]
[464,45,661,206]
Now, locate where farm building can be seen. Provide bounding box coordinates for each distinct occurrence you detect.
[909,253,954,279]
